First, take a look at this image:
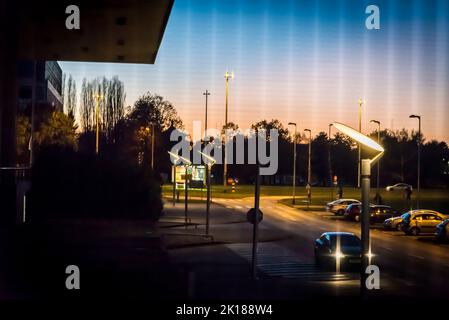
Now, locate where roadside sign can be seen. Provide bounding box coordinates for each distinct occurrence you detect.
[246,208,263,225]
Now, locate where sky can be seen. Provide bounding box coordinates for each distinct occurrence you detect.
[60,0,449,142]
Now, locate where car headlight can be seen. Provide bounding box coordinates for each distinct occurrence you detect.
[334,251,345,259]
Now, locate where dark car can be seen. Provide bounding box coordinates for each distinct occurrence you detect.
[344,203,361,221]
[344,204,398,223]
[435,219,449,242]
[314,232,361,270]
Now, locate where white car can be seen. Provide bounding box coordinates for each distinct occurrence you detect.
[326,199,361,216]
[386,183,413,192]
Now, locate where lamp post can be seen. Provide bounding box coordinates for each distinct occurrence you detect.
[357,98,366,188]
[203,90,210,138]
[199,151,216,236]
[150,123,155,171]
[223,71,234,188]
[304,129,312,205]
[328,123,333,201]
[168,151,191,225]
[288,122,297,205]
[409,115,421,208]
[94,94,104,155]
[332,122,384,297]
[370,120,381,203]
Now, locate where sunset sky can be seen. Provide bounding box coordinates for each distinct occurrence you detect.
[60,0,449,142]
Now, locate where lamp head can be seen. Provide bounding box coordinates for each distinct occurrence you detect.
[288,122,296,126]
[370,120,380,125]
[198,151,216,166]
[409,114,420,119]
[332,122,383,153]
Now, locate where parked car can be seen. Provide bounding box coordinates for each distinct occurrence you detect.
[383,213,408,230]
[435,219,449,242]
[386,183,413,192]
[326,199,361,216]
[344,203,361,221]
[401,210,446,236]
[345,204,399,223]
[314,232,361,269]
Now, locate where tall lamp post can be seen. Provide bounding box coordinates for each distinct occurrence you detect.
[409,115,421,208]
[199,151,216,236]
[304,129,312,204]
[370,120,381,203]
[223,71,234,188]
[332,122,384,296]
[168,151,192,225]
[328,123,333,200]
[288,122,297,204]
[203,90,210,137]
[357,98,366,188]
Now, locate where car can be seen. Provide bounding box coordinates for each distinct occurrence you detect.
[344,203,361,221]
[400,210,447,236]
[435,219,449,242]
[326,199,361,216]
[386,183,413,192]
[369,205,400,223]
[345,204,399,223]
[314,232,361,269]
[383,213,407,230]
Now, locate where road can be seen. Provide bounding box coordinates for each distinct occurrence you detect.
[212,196,449,298]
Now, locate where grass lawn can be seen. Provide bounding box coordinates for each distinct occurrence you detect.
[162,184,449,214]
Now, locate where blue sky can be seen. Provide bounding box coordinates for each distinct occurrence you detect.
[60,0,449,142]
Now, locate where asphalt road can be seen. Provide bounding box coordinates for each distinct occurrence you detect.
[213,196,449,298]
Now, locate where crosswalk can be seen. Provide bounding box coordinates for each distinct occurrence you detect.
[214,198,274,210]
[226,242,357,282]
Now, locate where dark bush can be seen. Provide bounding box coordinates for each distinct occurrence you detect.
[29,145,162,222]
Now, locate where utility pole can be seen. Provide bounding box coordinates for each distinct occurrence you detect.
[305,129,312,206]
[410,115,421,208]
[223,71,233,189]
[203,90,210,138]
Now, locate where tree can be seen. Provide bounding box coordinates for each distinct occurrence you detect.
[65,75,77,119]
[16,115,31,164]
[129,92,183,130]
[251,119,290,141]
[35,111,78,149]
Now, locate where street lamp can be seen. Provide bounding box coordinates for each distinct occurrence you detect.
[409,115,421,208]
[328,123,333,200]
[332,122,384,296]
[288,122,297,205]
[199,151,216,236]
[357,98,366,188]
[146,123,156,170]
[304,129,312,205]
[370,120,381,204]
[223,71,234,189]
[168,151,192,225]
[203,90,210,138]
[94,94,104,155]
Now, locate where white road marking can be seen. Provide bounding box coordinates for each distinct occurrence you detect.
[235,206,243,209]
[381,247,393,251]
